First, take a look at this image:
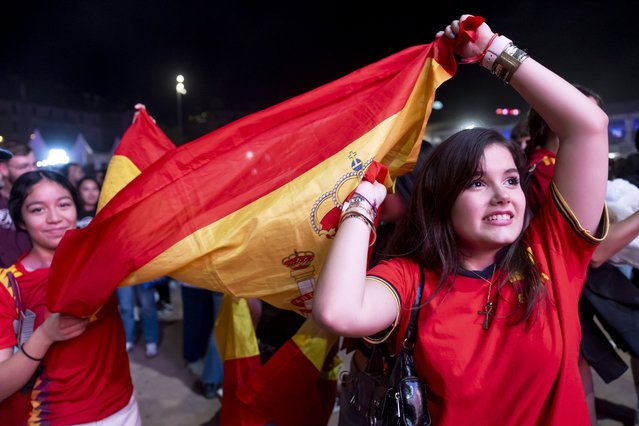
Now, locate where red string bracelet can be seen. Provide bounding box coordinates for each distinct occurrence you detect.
[460,33,499,64]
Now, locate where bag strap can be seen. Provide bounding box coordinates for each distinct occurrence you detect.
[8,273,25,314]
[402,267,424,349]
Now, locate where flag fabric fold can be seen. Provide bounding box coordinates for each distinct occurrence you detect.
[236,319,340,426]
[97,103,176,212]
[47,24,478,316]
[215,295,267,426]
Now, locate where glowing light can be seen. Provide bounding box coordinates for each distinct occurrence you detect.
[495,108,503,115]
[0,136,3,143]
[176,75,184,83]
[432,100,444,110]
[511,108,520,116]
[176,82,187,95]
[41,148,70,166]
[461,122,477,130]
[245,151,254,160]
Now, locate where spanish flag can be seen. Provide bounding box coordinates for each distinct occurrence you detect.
[97,104,176,211]
[215,295,267,425]
[48,18,482,316]
[237,319,340,426]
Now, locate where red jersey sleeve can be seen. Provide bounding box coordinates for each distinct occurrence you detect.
[526,182,608,303]
[366,257,421,347]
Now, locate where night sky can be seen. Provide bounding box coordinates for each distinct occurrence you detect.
[3,1,639,131]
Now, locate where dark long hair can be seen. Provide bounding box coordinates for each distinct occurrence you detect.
[9,169,81,229]
[387,128,545,322]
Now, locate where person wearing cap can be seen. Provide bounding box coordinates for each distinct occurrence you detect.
[0,141,37,267]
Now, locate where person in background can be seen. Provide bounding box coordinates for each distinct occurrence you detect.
[62,162,84,187]
[0,141,37,267]
[510,119,530,151]
[527,86,639,425]
[76,175,101,228]
[181,283,216,375]
[116,277,163,358]
[314,14,609,425]
[95,168,107,187]
[0,169,139,424]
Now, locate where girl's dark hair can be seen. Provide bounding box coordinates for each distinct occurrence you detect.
[387,128,545,322]
[9,169,81,228]
[525,84,603,159]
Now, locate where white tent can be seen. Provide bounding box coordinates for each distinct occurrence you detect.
[71,133,93,165]
[29,129,49,161]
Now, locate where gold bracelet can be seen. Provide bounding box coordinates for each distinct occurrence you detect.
[341,205,375,223]
[493,45,529,83]
[340,212,377,246]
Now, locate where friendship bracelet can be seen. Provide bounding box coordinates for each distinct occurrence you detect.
[340,212,378,246]
[20,343,44,362]
[493,45,529,83]
[460,32,499,65]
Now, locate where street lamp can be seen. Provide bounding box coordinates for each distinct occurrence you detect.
[176,75,187,143]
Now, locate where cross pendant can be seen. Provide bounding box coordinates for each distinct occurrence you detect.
[478,301,494,330]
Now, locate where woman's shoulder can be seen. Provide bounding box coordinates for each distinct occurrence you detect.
[368,256,419,276]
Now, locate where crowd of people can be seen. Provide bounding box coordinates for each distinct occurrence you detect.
[0,13,637,426]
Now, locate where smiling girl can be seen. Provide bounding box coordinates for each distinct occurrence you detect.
[0,170,139,425]
[313,15,609,425]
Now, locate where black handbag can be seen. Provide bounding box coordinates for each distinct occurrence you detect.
[343,268,431,425]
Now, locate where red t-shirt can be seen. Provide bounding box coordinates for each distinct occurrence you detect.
[367,183,606,426]
[0,262,133,425]
[527,148,557,215]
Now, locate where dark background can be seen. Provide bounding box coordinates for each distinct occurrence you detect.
[3,0,638,135]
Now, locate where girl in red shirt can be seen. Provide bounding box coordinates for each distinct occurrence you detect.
[0,170,139,425]
[314,15,609,425]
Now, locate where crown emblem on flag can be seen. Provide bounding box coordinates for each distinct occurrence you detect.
[310,154,373,239]
[282,250,315,270]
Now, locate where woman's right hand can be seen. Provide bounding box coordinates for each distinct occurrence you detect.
[353,180,387,210]
[39,313,89,344]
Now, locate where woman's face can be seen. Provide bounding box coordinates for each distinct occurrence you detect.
[451,143,526,259]
[78,179,99,208]
[20,179,77,251]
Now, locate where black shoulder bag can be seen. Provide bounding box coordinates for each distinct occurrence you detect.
[344,268,431,425]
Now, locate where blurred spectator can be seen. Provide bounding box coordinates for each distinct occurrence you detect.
[62,162,85,187]
[617,131,639,187]
[116,277,164,358]
[510,119,530,151]
[95,168,107,187]
[0,141,36,267]
[181,284,215,375]
[76,176,100,228]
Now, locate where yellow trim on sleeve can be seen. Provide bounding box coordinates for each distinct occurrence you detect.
[550,182,609,243]
[363,276,401,344]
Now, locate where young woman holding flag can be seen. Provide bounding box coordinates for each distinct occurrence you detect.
[314,15,609,425]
